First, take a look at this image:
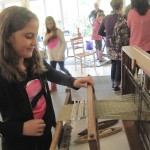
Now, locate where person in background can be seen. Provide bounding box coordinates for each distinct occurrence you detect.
[0,6,94,150]
[88,2,104,25]
[127,0,150,52]
[91,12,105,62]
[43,16,71,93]
[127,0,150,91]
[98,0,124,92]
[125,0,150,15]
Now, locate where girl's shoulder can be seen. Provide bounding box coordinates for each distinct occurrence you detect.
[128,9,136,14]
[56,28,65,39]
[0,74,10,86]
[103,13,117,21]
[128,8,140,16]
[104,13,116,19]
[56,28,63,34]
[93,19,99,25]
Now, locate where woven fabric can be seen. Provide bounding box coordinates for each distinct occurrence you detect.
[57,94,150,121]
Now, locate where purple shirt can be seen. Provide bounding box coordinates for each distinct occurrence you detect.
[98,13,119,47]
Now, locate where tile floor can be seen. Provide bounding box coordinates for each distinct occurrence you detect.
[64,59,112,78]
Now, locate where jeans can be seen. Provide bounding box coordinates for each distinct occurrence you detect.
[50,61,71,76]
[111,60,121,87]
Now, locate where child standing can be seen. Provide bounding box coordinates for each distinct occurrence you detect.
[43,16,71,92]
[91,13,105,62]
[0,6,93,150]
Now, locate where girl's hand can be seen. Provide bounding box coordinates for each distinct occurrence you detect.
[73,76,94,88]
[48,31,54,38]
[23,119,46,136]
[43,32,54,45]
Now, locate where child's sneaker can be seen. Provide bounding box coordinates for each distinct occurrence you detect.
[113,86,121,92]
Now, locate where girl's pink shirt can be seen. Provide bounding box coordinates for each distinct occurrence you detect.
[91,18,102,41]
[127,9,150,51]
[26,79,46,119]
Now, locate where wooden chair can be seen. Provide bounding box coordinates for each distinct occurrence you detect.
[70,36,96,74]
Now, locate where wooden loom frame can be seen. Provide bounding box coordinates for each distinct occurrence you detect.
[122,46,150,150]
[50,88,73,150]
[50,85,100,150]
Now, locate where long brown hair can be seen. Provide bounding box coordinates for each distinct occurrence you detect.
[0,6,46,82]
[45,16,58,37]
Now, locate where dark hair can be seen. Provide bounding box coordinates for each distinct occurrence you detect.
[131,0,150,15]
[110,0,123,10]
[0,6,45,82]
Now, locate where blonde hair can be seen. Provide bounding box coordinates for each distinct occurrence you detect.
[97,12,105,18]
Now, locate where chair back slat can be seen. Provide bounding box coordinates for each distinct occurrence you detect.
[69,36,96,74]
[70,37,84,54]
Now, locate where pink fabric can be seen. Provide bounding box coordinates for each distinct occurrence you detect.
[91,18,102,41]
[26,79,46,119]
[127,9,150,51]
[48,37,59,49]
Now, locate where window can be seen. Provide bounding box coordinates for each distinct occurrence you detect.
[62,0,79,34]
[61,0,94,36]
[1,0,131,38]
[44,0,61,24]
[29,0,61,37]
[5,1,21,7]
[125,0,131,6]
[30,0,47,36]
[101,0,112,15]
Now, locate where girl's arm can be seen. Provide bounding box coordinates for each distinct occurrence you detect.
[43,32,54,46]
[56,29,66,60]
[44,60,76,88]
[43,60,93,89]
[0,83,24,137]
[98,20,106,37]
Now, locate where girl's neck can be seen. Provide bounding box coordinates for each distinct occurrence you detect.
[48,27,57,33]
[18,59,26,71]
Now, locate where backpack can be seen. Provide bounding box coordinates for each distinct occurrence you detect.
[108,14,130,60]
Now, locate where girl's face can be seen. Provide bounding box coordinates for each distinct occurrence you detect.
[98,16,104,23]
[8,19,39,60]
[46,20,54,30]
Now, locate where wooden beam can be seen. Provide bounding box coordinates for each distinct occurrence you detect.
[50,88,72,150]
[87,84,100,150]
[65,88,73,104]
[123,120,145,150]
[50,121,63,150]
[122,46,150,77]
[131,59,136,75]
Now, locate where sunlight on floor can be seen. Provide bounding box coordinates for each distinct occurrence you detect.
[62,64,111,78]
